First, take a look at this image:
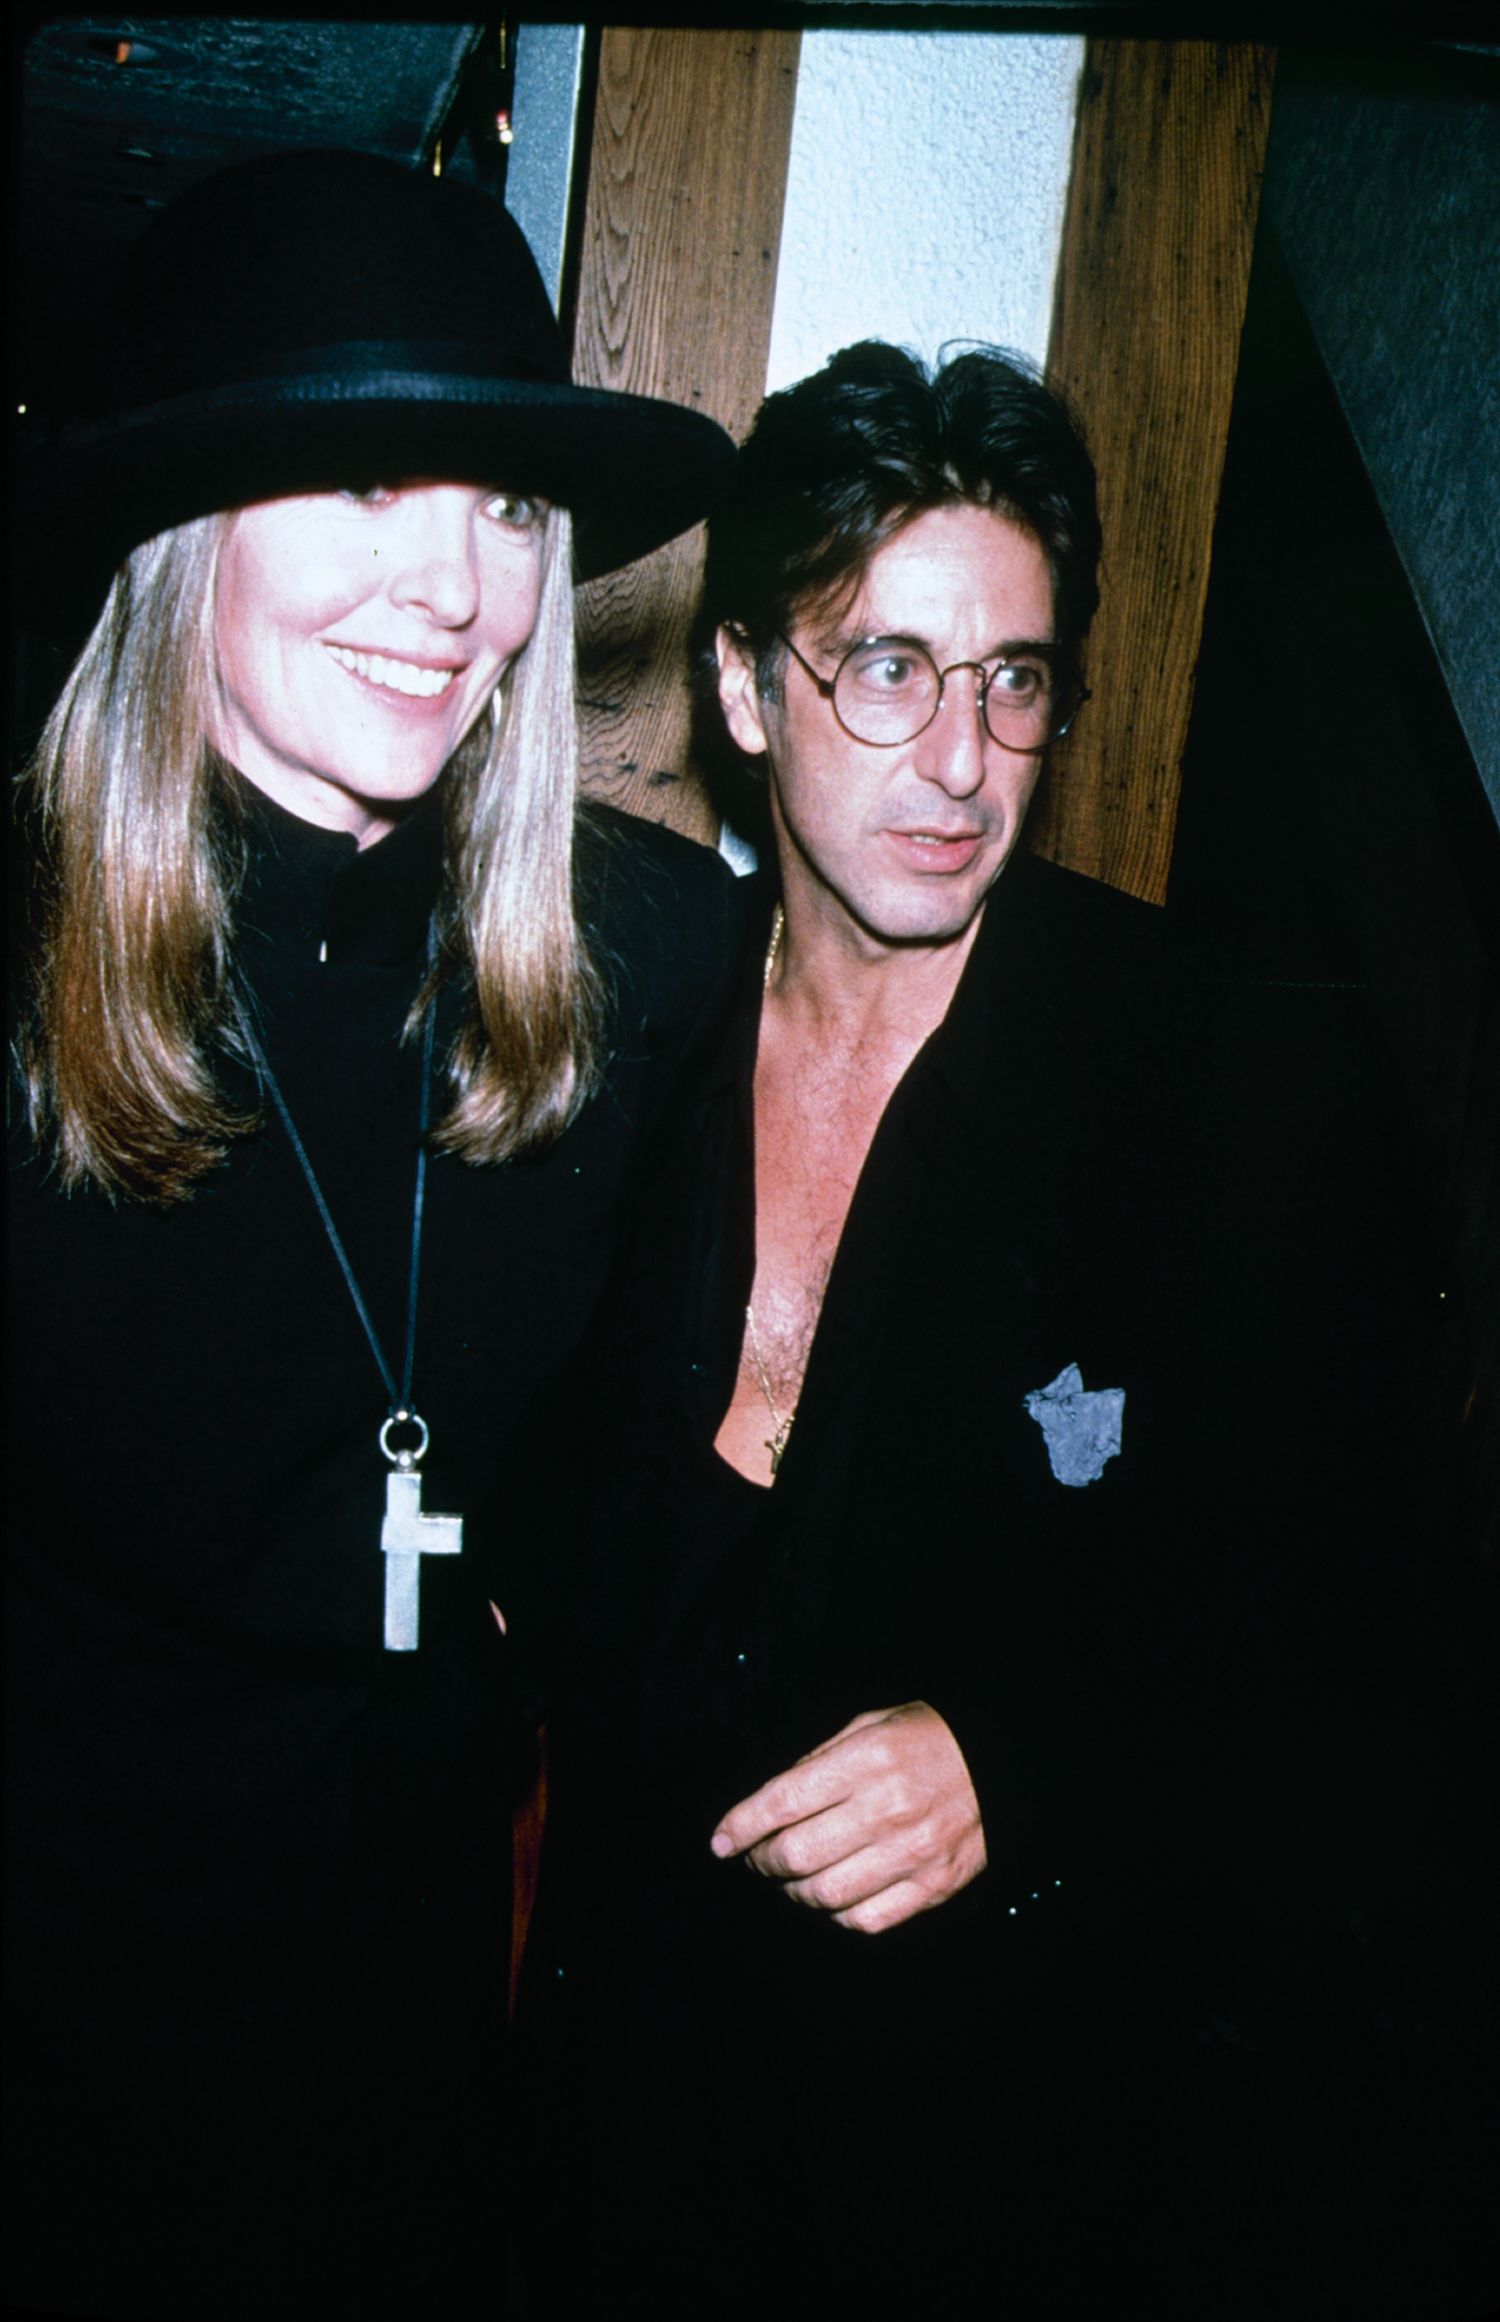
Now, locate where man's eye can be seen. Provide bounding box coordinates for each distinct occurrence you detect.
[992,659,1046,701]
[851,647,921,691]
[482,491,545,530]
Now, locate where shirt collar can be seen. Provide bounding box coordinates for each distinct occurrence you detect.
[915,847,1065,1114]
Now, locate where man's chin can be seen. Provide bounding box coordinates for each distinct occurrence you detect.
[845,888,998,956]
[864,857,1014,949]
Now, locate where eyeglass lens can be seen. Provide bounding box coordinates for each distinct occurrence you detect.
[833,639,1076,751]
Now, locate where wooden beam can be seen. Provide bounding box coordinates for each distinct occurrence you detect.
[571,26,801,843]
[1032,40,1276,905]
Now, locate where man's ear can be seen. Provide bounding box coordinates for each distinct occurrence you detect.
[716,626,771,758]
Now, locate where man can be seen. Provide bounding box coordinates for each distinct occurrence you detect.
[700,350,1107,1943]
[518,344,1444,2317]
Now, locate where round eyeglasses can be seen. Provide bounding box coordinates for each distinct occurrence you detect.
[778,632,1089,753]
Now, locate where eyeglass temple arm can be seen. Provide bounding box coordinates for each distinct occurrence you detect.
[777,632,837,699]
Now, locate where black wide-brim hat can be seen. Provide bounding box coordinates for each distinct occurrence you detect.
[20,147,735,592]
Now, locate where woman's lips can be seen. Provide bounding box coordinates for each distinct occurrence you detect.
[323,643,463,702]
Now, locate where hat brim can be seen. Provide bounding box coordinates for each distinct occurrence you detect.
[20,371,736,599]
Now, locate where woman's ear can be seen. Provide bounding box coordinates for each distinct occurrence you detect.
[715,627,771,758]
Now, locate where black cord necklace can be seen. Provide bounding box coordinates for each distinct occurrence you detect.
[234,937,461,1652]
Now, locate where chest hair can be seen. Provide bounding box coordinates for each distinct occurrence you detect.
[743,1026,905,1405]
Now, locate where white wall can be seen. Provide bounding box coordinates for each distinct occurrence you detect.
[766,31,1083,393]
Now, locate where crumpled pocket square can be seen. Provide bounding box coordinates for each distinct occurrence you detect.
[1023,1362,1124,1488]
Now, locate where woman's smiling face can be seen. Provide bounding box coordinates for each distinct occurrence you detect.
[212,481,547,847]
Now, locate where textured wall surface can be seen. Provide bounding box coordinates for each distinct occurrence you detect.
[507,22,589,313]
[1262,51,1500,823]
[765,30,1082,392]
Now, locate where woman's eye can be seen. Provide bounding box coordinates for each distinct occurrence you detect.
[482,491,545,530]
[336,484,395,509]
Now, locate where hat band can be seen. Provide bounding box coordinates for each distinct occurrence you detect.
[135,336,565,395]
[64,365,591,453]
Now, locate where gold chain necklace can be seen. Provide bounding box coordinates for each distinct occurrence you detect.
[763,902,784,992]
[746,903,792,1474]
[744,1300,794,1476]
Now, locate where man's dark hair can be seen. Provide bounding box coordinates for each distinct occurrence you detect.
[698,340,1101,704]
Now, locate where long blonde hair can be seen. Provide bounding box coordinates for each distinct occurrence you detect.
[16,505,602,1202]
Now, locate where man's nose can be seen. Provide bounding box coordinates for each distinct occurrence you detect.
[387,489,481,626]
[914,667,987,796]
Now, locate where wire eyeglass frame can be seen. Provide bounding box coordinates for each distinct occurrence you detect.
[776,630,1089,754]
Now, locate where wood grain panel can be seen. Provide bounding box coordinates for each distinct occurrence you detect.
[1032,41,1275,904]
[572,27,800,842]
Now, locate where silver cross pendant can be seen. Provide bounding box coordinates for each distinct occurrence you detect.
[378,1411,462,1651]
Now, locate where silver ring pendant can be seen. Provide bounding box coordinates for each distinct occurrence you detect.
[379,1407,431,1467]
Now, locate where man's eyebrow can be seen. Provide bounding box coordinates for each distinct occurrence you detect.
[983,634,1061,661]
[821,624,1062,660]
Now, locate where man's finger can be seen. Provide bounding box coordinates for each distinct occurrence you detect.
[710,1749,858,1857]
[831,1877,933,1935]
[777,1839,914,1916]
[742,1797,874,1882]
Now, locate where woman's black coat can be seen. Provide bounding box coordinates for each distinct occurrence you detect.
[3,783,735,2320]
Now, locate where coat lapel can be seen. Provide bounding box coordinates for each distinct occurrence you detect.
[782,854,1103,1482]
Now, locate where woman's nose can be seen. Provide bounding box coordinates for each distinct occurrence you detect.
[387,488,481,626]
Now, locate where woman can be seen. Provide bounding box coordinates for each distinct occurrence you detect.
[4,149,734,2320]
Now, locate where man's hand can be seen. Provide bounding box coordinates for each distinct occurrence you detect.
[709,1702,986,1934]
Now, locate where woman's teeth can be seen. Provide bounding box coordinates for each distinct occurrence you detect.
[325,646,456,698]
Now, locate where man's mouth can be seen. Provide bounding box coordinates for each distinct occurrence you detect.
[882,826,989,873]
[324,645,458,699]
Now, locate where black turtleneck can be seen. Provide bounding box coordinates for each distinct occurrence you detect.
[4,775,736,2319]
[232,769,448,967]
